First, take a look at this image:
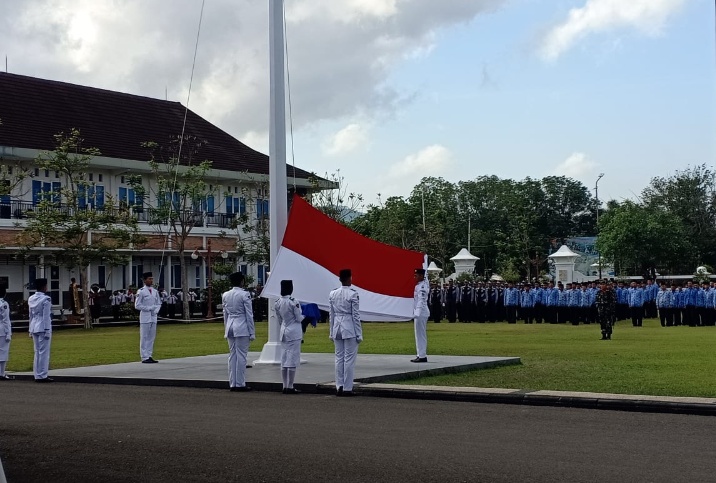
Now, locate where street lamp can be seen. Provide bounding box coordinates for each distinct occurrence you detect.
[190,239,229,318]
[595,173,605,279]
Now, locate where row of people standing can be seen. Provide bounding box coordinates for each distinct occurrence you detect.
[654,281,716,327]
[431,280,606,325]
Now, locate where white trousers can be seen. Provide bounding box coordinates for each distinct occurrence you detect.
[140,322,157,360]
[334,337,359,391]
[414,315,428,358]
[32,333,52,380]
[227,336,250,388]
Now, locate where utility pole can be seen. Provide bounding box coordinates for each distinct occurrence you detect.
[595,173,604,279]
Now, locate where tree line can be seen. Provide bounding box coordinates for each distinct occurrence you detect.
[346,166,716,280]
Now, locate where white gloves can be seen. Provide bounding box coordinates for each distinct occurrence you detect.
[5,335,10,342]
[44,331,51,340]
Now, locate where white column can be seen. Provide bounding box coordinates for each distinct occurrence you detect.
[255,0,287,365]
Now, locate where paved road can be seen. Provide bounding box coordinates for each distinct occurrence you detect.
[1,383,714,483]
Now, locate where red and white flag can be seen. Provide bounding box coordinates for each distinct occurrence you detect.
[262,195,426,321]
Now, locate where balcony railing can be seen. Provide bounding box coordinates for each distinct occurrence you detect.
[0,201,253,229]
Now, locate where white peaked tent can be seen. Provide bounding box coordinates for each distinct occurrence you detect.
[548,245,580,284]
[450,248,479,276]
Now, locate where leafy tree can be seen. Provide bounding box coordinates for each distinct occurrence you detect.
[642,165,716,267]
[596,201,695,277]
[232,177,270,268]
[18,129,145,329]
[136,137,217,320]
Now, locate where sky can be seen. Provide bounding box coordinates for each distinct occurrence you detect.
[1,0,714,206]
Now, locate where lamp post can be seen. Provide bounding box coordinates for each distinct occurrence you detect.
[191,239,228,318]
[595,173,605,279]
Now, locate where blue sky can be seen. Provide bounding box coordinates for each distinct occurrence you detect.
[1,0,714,206]
[296,0,715,205]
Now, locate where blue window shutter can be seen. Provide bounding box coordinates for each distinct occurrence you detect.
[264,200,269,217]
[173,192,180,211]
[256,199,262,219]
[240,197,246,215]
[32,180,42,205]
[95,186,105,208]
[78,184,86,209]
[128,188,135,205]
[225,196,232,215]
[119,187,127,203]
[207,195,215,214]
[52,182,61,204]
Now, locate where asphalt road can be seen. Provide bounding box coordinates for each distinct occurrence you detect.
[1,383,714,483]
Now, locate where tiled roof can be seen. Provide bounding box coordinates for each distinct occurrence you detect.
[0,72,315,180]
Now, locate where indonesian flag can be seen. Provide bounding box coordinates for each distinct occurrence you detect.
[262,195,426,321]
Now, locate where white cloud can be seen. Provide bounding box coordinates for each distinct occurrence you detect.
[1,0,506,147]
[388,145,454,178]
[322,123,371,156]
[540,0,687,61]
[553,152,598,180]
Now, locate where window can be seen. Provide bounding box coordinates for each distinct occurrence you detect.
[89,173,94,182]
[132,265,144,288]
[54,171,59,178]
[34,168,39,177]
[79,184,104,209]
[98,174,103,182]
[172,265,181,288]
[225,196,246,215]
[120,176,125,184]
[32,180,61,205]
[44,169,49,178]
[119,187,142,209]
[256,199,269,219]
[98,266,106,288]
[206,195,215,215]
[195,266,201,288]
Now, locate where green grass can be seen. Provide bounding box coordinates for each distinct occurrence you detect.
[8,319,716,397]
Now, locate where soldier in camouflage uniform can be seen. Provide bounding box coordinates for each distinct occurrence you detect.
[597,281,616,340]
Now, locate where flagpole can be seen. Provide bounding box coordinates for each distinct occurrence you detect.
[255,0,287,364]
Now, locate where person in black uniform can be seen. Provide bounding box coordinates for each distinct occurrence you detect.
[442,281,458,323]
[429,283,442,323]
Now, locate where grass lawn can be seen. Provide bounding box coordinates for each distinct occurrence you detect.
[7,319,716,397]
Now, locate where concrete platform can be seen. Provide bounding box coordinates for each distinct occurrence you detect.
[11,353,520,391]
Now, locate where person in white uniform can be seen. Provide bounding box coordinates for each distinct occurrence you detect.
[222,272,255,392]
[135,271,162,363]
[329,269,362,397]
[275,280,305,394]
[28,278,53,382]
[412,268,430,363]
[0,287,13,380]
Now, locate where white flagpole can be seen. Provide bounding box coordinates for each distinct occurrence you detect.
[255,0,287,364]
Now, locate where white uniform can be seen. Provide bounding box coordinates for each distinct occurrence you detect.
[135,285,162,361]
[0,297,12,376]
[222,287,255,388]
[329,286,362,392]
[413,279,430,359]
[28,291,52,380]
[275,296,304,368]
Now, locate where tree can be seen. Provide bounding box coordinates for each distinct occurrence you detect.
[596,201,694,277]
[308,169,364,224]
[642,165,716,267]
[136,137,216,320]
[18,129,145,329]
[232,177,270,269]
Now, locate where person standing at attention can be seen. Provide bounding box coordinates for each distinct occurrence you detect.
[412,268,429,363]
[222,272,255,392]
[275,280,304,394]
[329,269,362,397]
[135,272,162,363]
[29,278,53,382]
[0,287,13,380]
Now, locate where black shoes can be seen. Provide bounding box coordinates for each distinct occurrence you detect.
[35,377,54,383]
[230,386,252,392]
[0,375,14,380]
[141,358,159,364]
[410,357,428,363]
[282,388,301,394]
[336,386,344,396]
